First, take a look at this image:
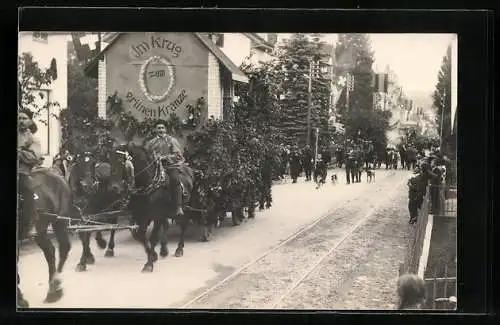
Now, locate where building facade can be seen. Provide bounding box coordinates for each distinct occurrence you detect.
[85,32,249,147]
[210,33,275,68]
[18,32,69,167]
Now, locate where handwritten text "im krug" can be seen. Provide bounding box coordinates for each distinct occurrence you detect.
[131,35,182,58]
[126,89,188,119]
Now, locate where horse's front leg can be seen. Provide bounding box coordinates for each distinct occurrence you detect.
[133,221,153,272]
[104,217,118,258]
[175,215,190,257]
[200,211,213,242]
[17,246,30,308]
[95,231,107,249]
[159,219,169,258]
[104,230,116,257]
[34,220,62,303]
[76,232,93,271]
[53,220,71,273]
[142,220,162,272]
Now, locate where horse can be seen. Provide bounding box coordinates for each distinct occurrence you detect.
[70,149,133,272]
[17,168,78,304]
[125,143,197,272]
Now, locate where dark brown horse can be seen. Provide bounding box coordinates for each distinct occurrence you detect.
[69,150,133,272]
[125,143,196,272]
[17,168,78,304]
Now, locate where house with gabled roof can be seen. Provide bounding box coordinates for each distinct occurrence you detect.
[84,32,251,130]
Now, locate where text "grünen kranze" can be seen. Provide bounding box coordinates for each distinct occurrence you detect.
[126,90,188,119]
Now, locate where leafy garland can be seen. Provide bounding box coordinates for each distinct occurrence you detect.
[138,56,176,103]
[105,91,204,141]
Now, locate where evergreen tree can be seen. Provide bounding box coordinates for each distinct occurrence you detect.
[334,34,375,113]
[62,40,109,153]
[334,34,392,152]
[274,34,331,147]
[432,45,452,147]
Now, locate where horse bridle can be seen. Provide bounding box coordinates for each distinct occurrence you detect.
[74,152,102,195]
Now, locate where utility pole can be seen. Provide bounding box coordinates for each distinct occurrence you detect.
[314,127,319,169]
[439,88,446,152]
[345,73,350,113]
[306,60,313,146]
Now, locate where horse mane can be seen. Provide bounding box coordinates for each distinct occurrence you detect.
[126,143,154,186]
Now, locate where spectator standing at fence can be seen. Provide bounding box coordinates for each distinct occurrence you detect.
[428,157,446,215]
[396,274,426,310]
[407,166,421,224]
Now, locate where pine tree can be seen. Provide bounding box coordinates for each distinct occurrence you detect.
[432,45,452,144]
[334,34,375,113]
[274,34,331,147]
[334,34,393,152]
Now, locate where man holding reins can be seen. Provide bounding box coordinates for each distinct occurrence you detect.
[144,120,185,217]
[17,107,41,308]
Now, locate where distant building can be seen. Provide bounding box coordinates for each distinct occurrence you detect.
[18,32,69,167]
[213,33,276,68]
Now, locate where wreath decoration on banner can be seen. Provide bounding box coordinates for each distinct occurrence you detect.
[139,55,175,103]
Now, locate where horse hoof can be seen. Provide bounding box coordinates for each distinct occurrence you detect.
[44,289,63,303]
[160,248,168,258]
[200,234,212,242]
[86,255,95,265]
[97,239,107,250]
[151,251,158,262]
[104,249,114,257]
[142,264,153,273]
[75,264,87,272]
[175,248,184,257]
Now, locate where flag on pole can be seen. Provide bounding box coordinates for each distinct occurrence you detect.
[404,99,413,111]
[372,73,388,93]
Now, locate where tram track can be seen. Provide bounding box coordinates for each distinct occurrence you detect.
[179,171,406,308]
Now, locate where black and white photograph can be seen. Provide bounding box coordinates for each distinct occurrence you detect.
[17,30,458,310]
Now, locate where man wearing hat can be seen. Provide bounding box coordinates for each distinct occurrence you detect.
[144,119,185,216]
[17,107,41,308]
[407,165,422,224]
[18,108,41,225]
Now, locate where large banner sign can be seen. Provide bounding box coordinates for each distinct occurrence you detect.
[106,32,209,121]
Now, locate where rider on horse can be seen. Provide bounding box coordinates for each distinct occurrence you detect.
[144,119,185,217]
[18,108,41,228]
[17,108,41,308]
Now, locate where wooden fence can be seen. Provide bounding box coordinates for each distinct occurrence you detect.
[400,183,458,311]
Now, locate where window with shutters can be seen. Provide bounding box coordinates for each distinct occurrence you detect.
[33,32,48,43]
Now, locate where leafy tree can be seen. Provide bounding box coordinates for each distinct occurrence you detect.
[274,33,331,147]
[67,40,98,118]
[60,40,110,154]
[334,34,391,152]
[18,52,58,120]
[344,108,391,154]
[334,34,374,113]
[432,45,453,156]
